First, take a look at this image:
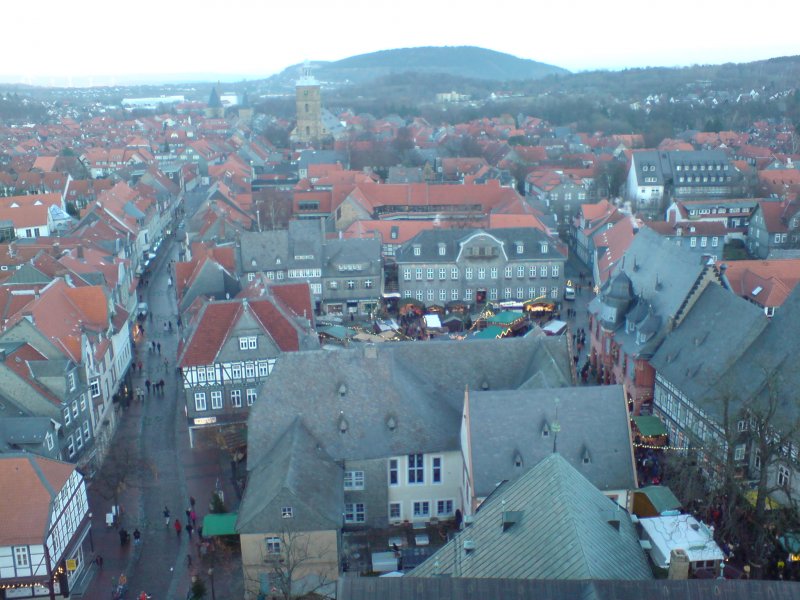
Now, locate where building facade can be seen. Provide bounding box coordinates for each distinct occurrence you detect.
[395,228,566,308]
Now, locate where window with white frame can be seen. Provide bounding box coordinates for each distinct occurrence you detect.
[389,502,402,520]
[426,268,434,280]
[231,389,242,407]
[75,431,83,450]
[540,266,547,277]
[404,290,412,298]
[465,288,473,300]
[258,362,269,377]
[490,288,498,300]
[266,537,281,554]
[282,506,293,518]
[198,368,207,383]
[516,242,524,254]
[344,503,366,523]
[195,393,207,411]
[68,372,76,391]
[528,287,536,298]
[413,501,430,518]
[529,266,537,278]
[551,264,559,277]
[737,420,748,432]
[517,266,525,278]
[403,269,411,281]
[551,287,559,299]
[206,366,215,382]
[504,266,513,278]
[540,242,548,253]
[438,268,447,280]
[344,471,365,490]
[79,394,86,412]
[779,465,791,488]
[439,289,447,301]
[438,244,446,256]
[211,391,223,409]
[413,268,422,281]
[504,288,512,299]
[712,237,719,247]
[540,286,547,297]
[701,237,707,247]
[239,337,248,350]
[413,246,421,256]
[734,444,746,461]
[516,287,524,299]
[408,453,424,484]
[90,378,101,398]
[46,432,54,451]
[246,389,257,406]
[490,267,498,279]
[465,267,473,280]
[248,336,257,349]
[14,547,29,568]
[451,289,459,300]
[231,363,242,379]
[63,407,71,426]
[478,267,485,280]
[83,421,91,440]
[427,289,434,301]
[71,400,79,418]
[437,500,454,516]
[67,437,75,457]
[389,459,399,485]
[451,267,459,279]
[416,290,424,301]
[245,363,256,378]
[432,457,442,483]
[690,237,697,247]
[347,280,355,289]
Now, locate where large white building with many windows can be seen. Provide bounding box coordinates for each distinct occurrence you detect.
[395,228,566,309]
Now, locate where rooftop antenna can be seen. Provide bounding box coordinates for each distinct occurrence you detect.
[551,398,561,454]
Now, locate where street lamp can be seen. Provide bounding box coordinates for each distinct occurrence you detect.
[207,568,216,600]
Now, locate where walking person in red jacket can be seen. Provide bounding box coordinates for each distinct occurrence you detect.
[174,518,182,537]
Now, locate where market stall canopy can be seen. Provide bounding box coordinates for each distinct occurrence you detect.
[634,485,681,515]
[202,513,238,536]
[632,416,668,437]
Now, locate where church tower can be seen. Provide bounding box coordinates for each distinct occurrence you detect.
[205,86,223,118]
[293,62,323,144]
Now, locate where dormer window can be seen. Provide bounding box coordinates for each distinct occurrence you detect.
[582,450,591,464]
[516,242,524,254]
[540,242,548,254]
[513,452,523,468]
[438,244,446,256]
[413,246,421,256]
[542,423,550,437]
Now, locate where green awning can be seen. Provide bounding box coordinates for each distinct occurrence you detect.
[637,486,681,514]
[473,325,509,340]
[202,513,238,536]
[632,416,668,437]
[486,311,524,325]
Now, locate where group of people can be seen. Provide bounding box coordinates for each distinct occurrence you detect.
[144,379,166,395]
[164,498,199,543]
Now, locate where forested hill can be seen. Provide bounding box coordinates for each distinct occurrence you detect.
[272,46,568,86]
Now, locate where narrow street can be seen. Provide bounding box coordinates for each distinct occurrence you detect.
[79,235,242,600]
[563,250,595,384]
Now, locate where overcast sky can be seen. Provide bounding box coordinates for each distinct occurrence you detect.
[3,0,798,86]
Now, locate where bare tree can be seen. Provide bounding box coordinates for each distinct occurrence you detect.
[92,438,150,520]
[246,523,337,600]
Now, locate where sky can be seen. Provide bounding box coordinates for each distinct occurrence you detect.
[3,0,798,86]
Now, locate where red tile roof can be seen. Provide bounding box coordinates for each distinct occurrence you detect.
[0,455,75,546]
[719,259,800,308]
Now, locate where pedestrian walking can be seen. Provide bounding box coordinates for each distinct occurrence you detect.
[163,507,170,527]
[186,553,192,568]
[133,528,141,546]
[186,523,193,539]
[163,321,168,333]
[189,496,196,508]
[160,379,166,394]
[168,320,173,333]
[174,519,182,537]
[190,509,197,527]
[186,508,191,522]
[145,380,151,395]
[177,316,183,329]
[157,342,161,355]
[164,358,169,372]
[137,360,143,373]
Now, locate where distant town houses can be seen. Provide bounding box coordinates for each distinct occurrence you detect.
[395,227,566,309]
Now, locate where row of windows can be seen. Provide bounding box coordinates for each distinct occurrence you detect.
[328,279,373,290]
[194,389,256,411]
[678,176,732,183]
[403,265,559,281]
[675,163,728,172]
[414,242,549,257]
[192,361,273,384]
[63,394,88,426]
[66,421,92,458]
[687,236,719,248]
[388,455,443,486]
[403,287,560,301]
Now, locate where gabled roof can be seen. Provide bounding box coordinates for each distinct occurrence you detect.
[410,454,651,581]
[719,259,800,307]
[0,454,75,546]
[236,418,343,534]
[468,385,636,496]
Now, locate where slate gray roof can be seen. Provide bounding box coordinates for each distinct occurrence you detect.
[469,385,636,496]
[0,417,52,452]
[632,149,732,187]
[650,283,767,415]
[4,264,52,285]
[717,283,800,425]
[323,238,382,274]
[237,418,343,534]
[339,577,800,600]
[395,228,554,263]
[589,227,711,358]
[410,454,652,581]
[247,333,573,466]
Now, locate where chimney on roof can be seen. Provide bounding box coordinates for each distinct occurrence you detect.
[77,245,84,260]
[52,242,61,257]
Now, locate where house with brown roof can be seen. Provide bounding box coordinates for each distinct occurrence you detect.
[0,454,91,598]
[572,199,624,266]
[177,281,319,447]
[746,198,800,258]
[719,258,800,317]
